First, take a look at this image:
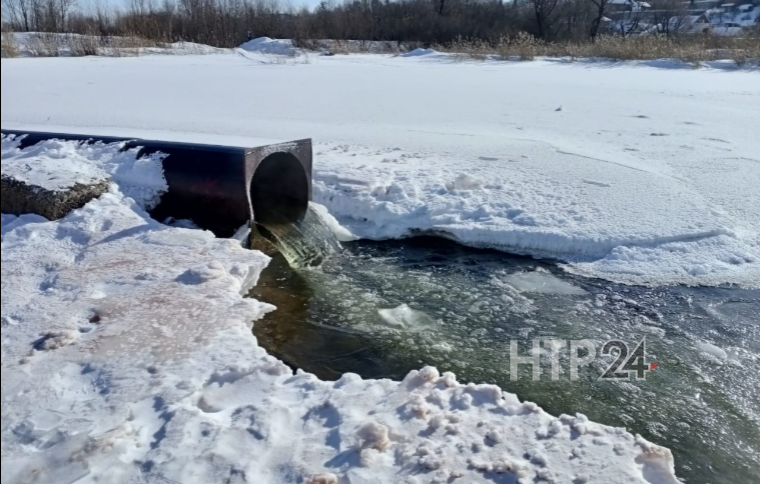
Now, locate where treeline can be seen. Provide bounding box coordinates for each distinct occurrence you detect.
[0,0,750,48]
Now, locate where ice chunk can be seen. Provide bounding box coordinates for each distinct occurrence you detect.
[697,341,728,360]
[503,270,588,296]
[310,202,356,242]
[378,304,437,331]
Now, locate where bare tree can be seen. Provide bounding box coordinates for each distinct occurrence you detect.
[2,0,35,31]
[529,0,561,39]
[611,1,648,38]
[589,0,611,39]
[651,0,689,38]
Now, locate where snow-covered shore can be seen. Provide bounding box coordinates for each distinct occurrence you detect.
[1,139,680,483]
[3,51,758,287]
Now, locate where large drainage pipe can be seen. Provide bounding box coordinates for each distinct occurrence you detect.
[1,130,312,237]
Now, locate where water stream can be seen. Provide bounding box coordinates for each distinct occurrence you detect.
[249,222,759,484]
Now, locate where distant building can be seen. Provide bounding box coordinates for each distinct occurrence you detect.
[684,13,714,33]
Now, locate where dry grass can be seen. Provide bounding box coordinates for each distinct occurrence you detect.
[20,33,169,58]
[68,34,101,57]
[294,38,419,55]
[96,35,167,57]
[433,34,760,66]
[1,31,19,58]
[293,34,758,66]
[25,33,62,57]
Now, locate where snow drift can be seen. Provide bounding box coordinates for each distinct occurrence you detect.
[238,37,297,56]
[401,48,439,57]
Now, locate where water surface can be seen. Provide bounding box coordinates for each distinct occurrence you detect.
[250,237,760,484]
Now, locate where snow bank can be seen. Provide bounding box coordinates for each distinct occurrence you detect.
[238,37,297,56]
[1,213,46,239]
[402,48,439,57]
[312,143,759,288]
[565,233,759,287]
[1,136,168,210]
[0,132,680,484]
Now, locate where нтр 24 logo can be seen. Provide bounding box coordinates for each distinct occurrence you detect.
[599,338,660,381]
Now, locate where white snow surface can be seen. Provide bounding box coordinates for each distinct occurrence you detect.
[238,37,297,56]
[0,142,680,483]
[1,51,758,289]
[1,136,168,210]
[401,48,439,57]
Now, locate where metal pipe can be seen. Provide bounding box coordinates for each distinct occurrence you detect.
[1,130,312,237]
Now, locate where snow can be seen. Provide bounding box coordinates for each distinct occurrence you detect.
[401,48,439,57]
[238,37,297,56]
[565,233,758,287]
[3,51,757,287]
[2,137,168,210]
[1,141,680,483]
[0,213,47,239]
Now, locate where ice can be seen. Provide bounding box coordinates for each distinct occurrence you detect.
[566,234,759,288]
[696,341,728,360]
[503,269,588,295]
[377,304,438,331]
[310,202,356,242]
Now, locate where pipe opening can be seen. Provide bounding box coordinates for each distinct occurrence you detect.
[250,152,309,228]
